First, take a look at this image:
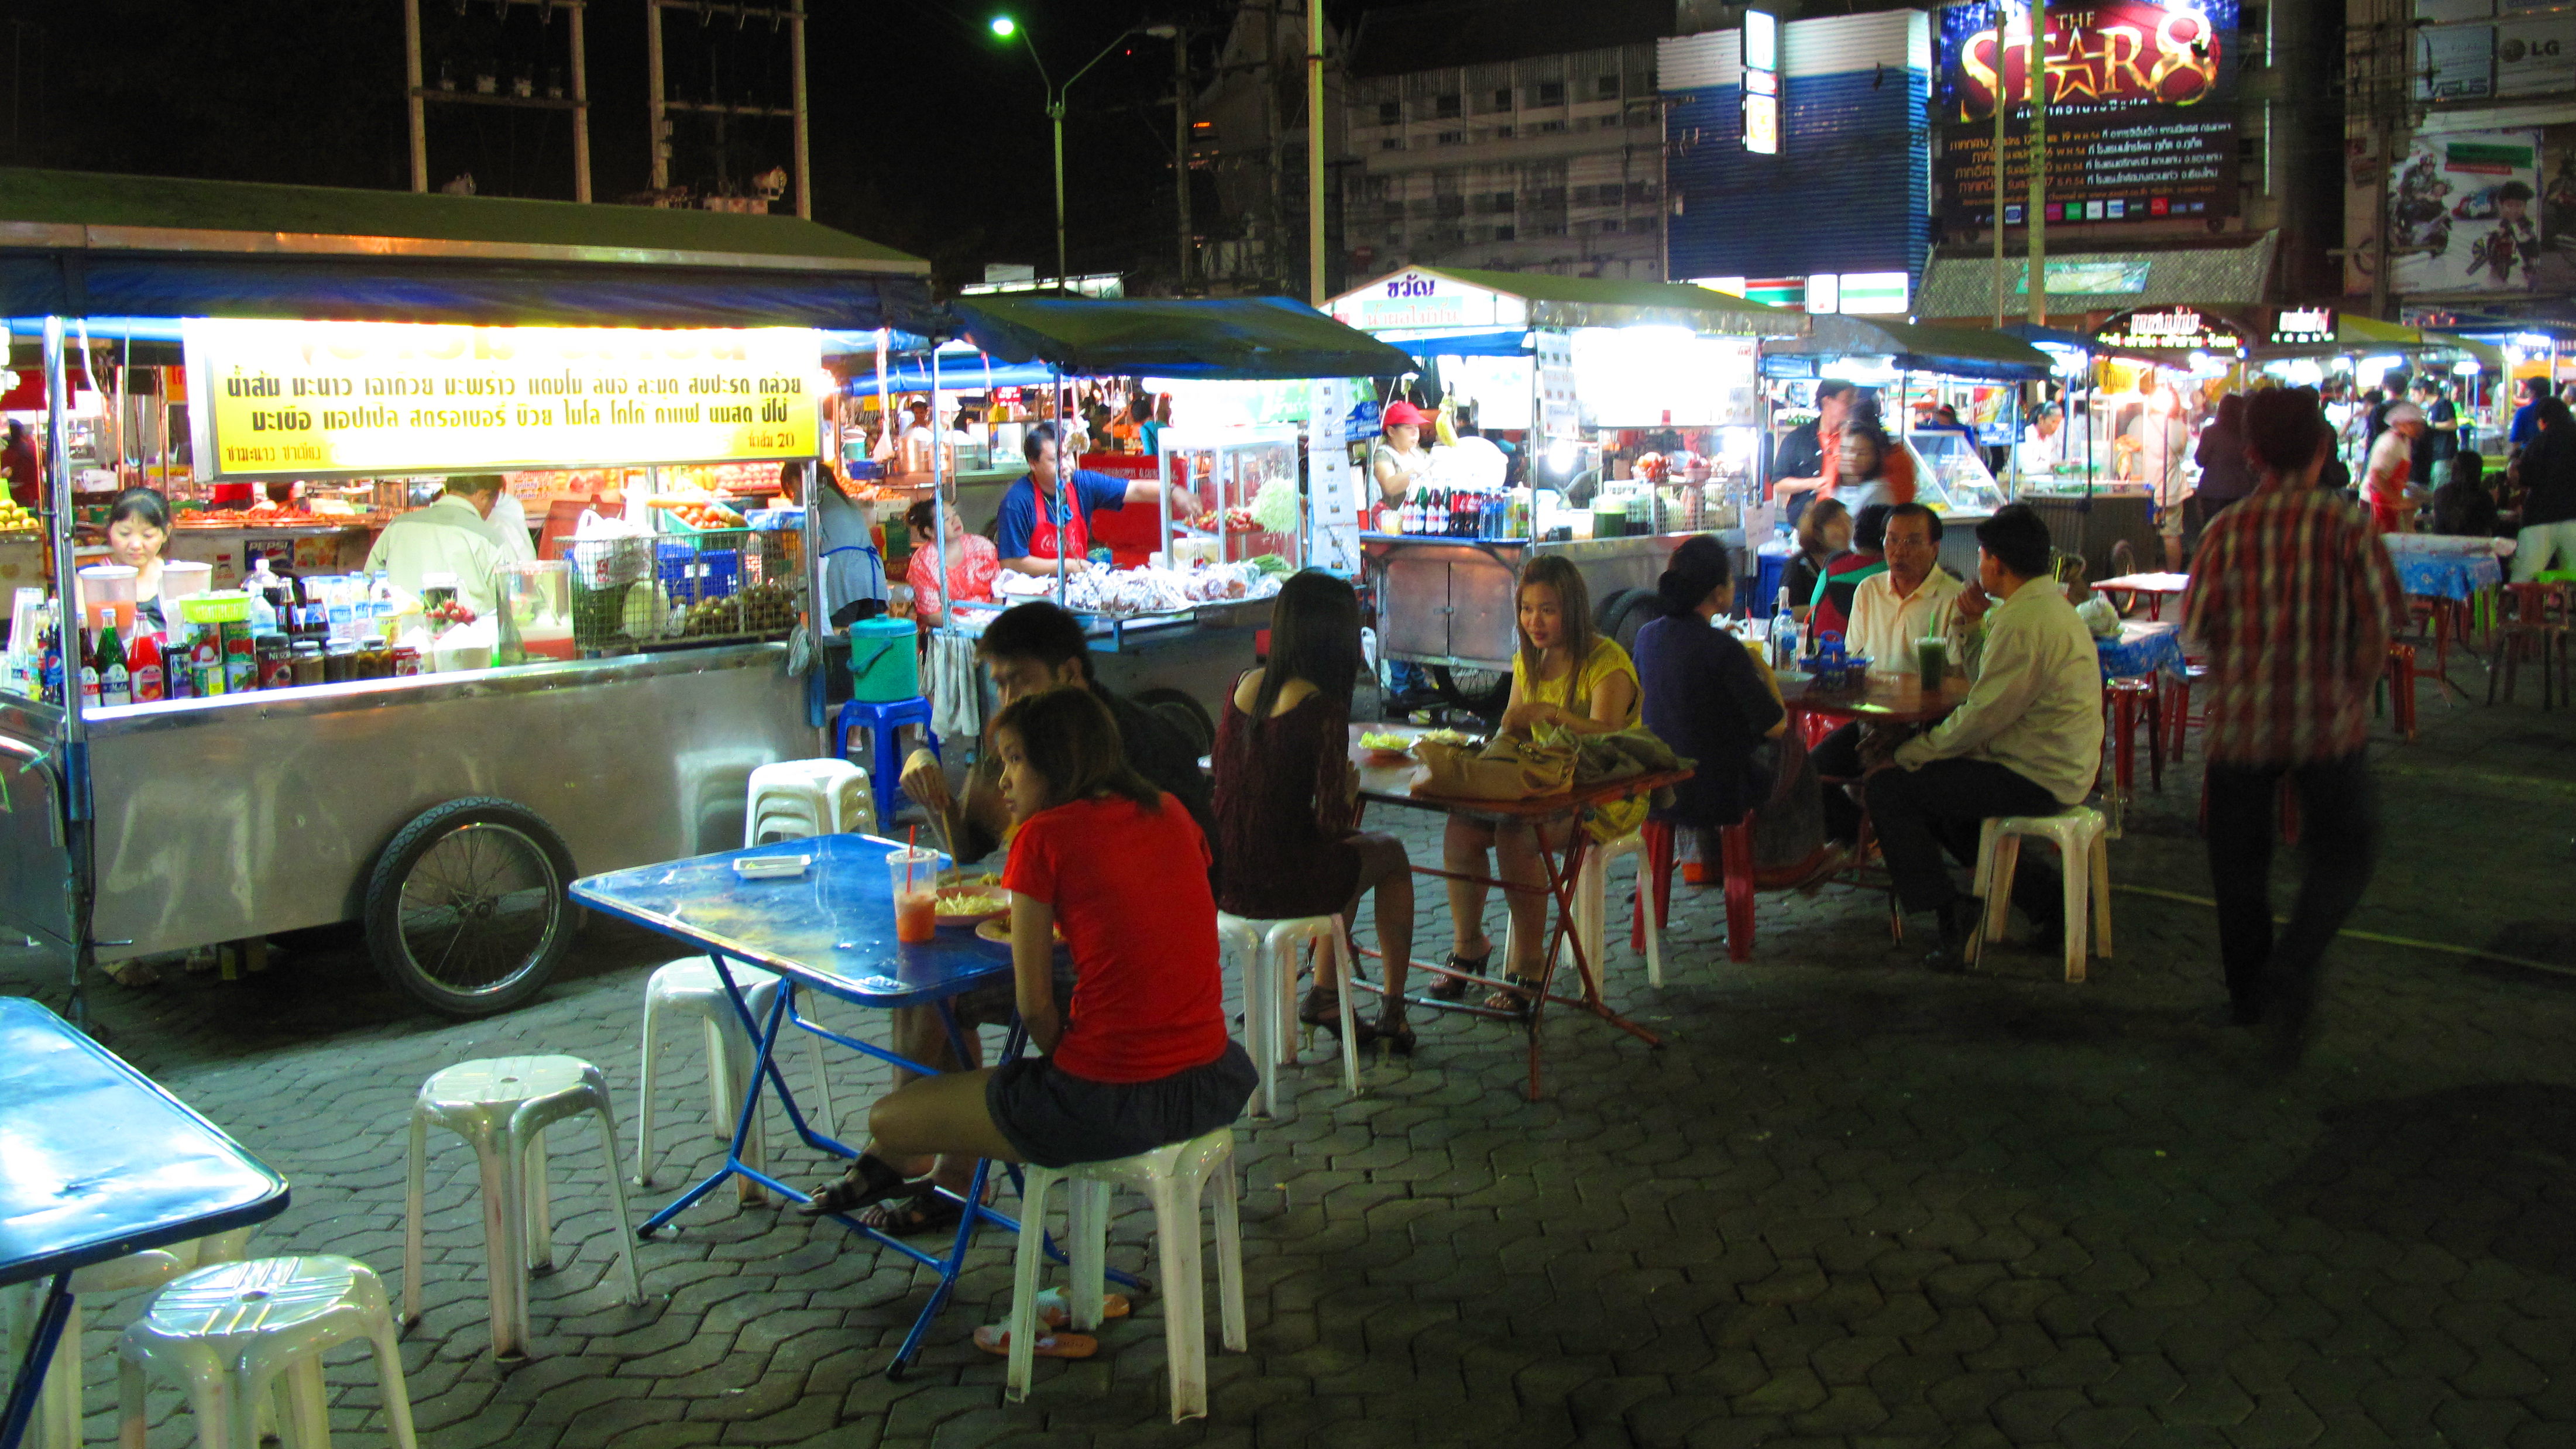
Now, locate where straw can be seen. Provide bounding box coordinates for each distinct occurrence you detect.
[906,825,918,891]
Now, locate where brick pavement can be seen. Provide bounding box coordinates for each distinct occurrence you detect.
[5,669,2574,1449]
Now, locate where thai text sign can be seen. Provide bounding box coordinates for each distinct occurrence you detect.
[183,320,822,479]
[2094,306,2247,354]
[1934,0,2241,232]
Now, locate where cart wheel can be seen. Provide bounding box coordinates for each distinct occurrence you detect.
[1596,587,1660,656]
[363,796,578,1017]
[1427,665,1509,724]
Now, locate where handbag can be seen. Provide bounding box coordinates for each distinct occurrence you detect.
[1412,733,1575,801]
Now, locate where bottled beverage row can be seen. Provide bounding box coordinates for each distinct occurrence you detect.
[1378,486,1530,540]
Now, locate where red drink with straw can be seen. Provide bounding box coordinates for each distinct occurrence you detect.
[887,835,940,943]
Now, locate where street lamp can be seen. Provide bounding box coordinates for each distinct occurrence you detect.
[991,16,1178,286]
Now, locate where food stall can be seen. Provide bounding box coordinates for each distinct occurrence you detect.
[906,295,1413,712]
[1323,267,1804,711]
[1757,315,2046,582]
[0,166,933,1020]
[2055,306,2253,578]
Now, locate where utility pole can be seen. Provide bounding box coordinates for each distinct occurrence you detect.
[404,0,592,201]
[1307,0,1325,305]
[2025,0,2048,327]
[1264,4,1286,290]
[1175,30,1194,293]
[1990,12,2009,326]
[644,0,811,216]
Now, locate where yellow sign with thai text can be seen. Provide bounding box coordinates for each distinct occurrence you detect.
[181,319,822,479]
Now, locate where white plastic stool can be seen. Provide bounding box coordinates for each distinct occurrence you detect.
[1214,913,1359,1117]
[744,758,874,846]
[2,1230,257,1449]
[116,1255,418,1449]
[1574,829,1663,990]
[403,1056,643,1361]
[1002,1128,1246,1421]
[638,957,838,1200]
[1969,808,2114,982]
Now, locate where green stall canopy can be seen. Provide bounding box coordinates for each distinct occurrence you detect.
[949,294,1421,380]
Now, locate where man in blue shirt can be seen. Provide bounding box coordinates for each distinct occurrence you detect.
[2510,375,2548,463]
[994,421,1197,575]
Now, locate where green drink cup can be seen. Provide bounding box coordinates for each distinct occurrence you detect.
[1916,636,1949,690]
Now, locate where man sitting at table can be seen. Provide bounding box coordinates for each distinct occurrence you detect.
[1862,504,2104,970]
[1808,502,1973,845]
[797,602,1214,1231]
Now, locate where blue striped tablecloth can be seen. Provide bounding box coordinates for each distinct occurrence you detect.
[2383,534,2506,601]
[2097,620,2184,679]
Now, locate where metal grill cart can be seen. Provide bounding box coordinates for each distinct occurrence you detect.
[1320,267,1805,713]
[919,295,1415,708]
[0,166,932,1021]
[1759,315,2051,582]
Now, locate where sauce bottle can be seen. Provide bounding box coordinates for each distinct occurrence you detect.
[97,620,130,707]
[128,630,164,703]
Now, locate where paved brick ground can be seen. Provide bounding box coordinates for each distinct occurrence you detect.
[6,659,2575,1449]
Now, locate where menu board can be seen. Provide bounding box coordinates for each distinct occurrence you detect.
[1933,0,2242,232]
[183,320,823,480]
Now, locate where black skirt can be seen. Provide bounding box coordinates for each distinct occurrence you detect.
[985,1041,1257,1170]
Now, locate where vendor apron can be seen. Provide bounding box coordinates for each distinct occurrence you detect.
[1023,485,1091,567]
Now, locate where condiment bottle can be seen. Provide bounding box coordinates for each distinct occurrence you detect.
[128,631,164,703]
[97,621,130,706]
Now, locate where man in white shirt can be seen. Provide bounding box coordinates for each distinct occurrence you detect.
[363,475,507,615]
[1863,503,2104,970]
[1846,502,1966,669]
[482,486,537,565]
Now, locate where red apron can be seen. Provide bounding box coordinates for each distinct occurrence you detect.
[1023,481,1090,566]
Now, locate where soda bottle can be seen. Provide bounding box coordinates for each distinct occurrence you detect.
[97,619,130,706]
[128,630,164,703]
[1769,586,1800,668]
[38,611,63,706]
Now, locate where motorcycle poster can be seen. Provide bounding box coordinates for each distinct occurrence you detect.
[2390,129,2543,293]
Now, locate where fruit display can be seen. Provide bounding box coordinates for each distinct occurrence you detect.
[652,499,746,531]
[0,501,36,533]
[425,599,479,629]
[678,579,797,638]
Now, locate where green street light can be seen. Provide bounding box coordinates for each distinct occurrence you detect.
[990,18,1170,287]
[989,15,1015,38]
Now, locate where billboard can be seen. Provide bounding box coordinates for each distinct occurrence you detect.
[1933,0,2241,233]
[2388,129,2543,294]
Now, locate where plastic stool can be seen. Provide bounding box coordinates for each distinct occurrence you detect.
[1634,819,1755,968]
[116,1255,417,1449]
[744,758,874,845]
[2103,676,2164,797]
[2,1231,257,1449]
[2381,643,2419,742]
[638,959,837,1200]
[833,697,940,828]
[1574,829,1661,988]
[1215,914,1359,1117]
[1967,808,2113,983]
[403,1056,643,1361]
[1003,1128,1246,1421]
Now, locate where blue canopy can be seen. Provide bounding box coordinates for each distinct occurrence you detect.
[1376,327,1534,358]
[847,356,1060,394]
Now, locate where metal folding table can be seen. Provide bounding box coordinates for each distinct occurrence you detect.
[0,1000,290,1449]
[568,834,1126,1379]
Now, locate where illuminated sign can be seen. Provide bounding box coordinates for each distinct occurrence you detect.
[182,320,822,480]
[1933,0,2241,232]
[1331,270,1530,331]
[2093,306,2248,355]
[1743,10,1781,155]
[2270,307,2335,345]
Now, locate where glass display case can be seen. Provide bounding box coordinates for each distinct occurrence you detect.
[1902,431,2005,517]
[1155,425,1303,570]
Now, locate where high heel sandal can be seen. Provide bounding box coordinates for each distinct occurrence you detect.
[1483,976,1545,1021]
[1299,986,1379,1046]
[1427,949,1486,1001]
[1372,1007,1417,1057]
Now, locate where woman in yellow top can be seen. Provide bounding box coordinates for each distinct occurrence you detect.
[1436,555,1639,1016]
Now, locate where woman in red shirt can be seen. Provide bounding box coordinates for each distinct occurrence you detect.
[904,496,1000,626]
[850,686,1255,1208]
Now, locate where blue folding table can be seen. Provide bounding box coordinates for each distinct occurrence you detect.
[570,833,1130,1379]
[0,999,290,1449]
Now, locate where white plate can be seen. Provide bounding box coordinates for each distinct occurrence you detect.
[733,854,811,880]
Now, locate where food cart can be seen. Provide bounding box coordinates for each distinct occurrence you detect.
[1322,267,1804,712]
[1757,315,2046,583]
[0,166,933,1020]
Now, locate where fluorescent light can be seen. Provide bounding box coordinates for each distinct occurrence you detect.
[1803,274,1840,314]
[1744,10,1778,70]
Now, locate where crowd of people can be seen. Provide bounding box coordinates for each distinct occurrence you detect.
[799,380,2442,1249]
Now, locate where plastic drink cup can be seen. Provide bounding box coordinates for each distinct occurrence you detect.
[1916,636,1949,689]
[887,847,940,943]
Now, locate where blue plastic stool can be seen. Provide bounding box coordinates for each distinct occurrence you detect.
[835,696,940,829]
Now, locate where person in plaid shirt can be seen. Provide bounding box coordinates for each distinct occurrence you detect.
[2182,387,2405,1063]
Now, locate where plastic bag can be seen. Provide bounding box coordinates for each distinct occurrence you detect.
[1412,733,1575,801]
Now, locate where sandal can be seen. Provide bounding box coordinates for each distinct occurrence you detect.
[1427,949,1487,1001]
[1036,1288,1132,1329]
[1482,976,1545,1020]
[1299,986,1379,1045]
[852,1185,962,1237]
[794,1153,915,1218]
[1373,1005,1417,1057]
[972,1324,1097,1359]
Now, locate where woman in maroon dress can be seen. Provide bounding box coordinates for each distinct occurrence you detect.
[1212,572,1418,1052]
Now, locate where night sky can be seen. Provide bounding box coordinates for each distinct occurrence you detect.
[0,0,1409,291]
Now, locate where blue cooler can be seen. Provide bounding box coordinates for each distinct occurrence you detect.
[847,616,921,702]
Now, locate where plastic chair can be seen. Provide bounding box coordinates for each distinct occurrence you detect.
[637,959,837,1199]
[403,1056,643,1361]
[1,1231,256,1449]
[1634,818,1755,968]
[2103,676,2164,797]
[743,758,874,846]
[1214,913,1359,1117]
[1002,1128,1246,1422]
[1564,829,1663,988]
[1967,808,2113,983]
[116,1255,418,1449]
[2487,582,2569,710]
[833,696,940,829]
[2379,642,2420,742]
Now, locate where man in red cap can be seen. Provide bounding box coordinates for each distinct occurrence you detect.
[1370,400,1434,523]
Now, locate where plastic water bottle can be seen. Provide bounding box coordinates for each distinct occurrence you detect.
[1770,586,1799,668]
[245,554,280,633]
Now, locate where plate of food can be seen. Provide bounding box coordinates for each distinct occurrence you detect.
[938,867,1002,890]
[974,916,1065,946]
[935,885,1010,928]
[1356,729,1414,764]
